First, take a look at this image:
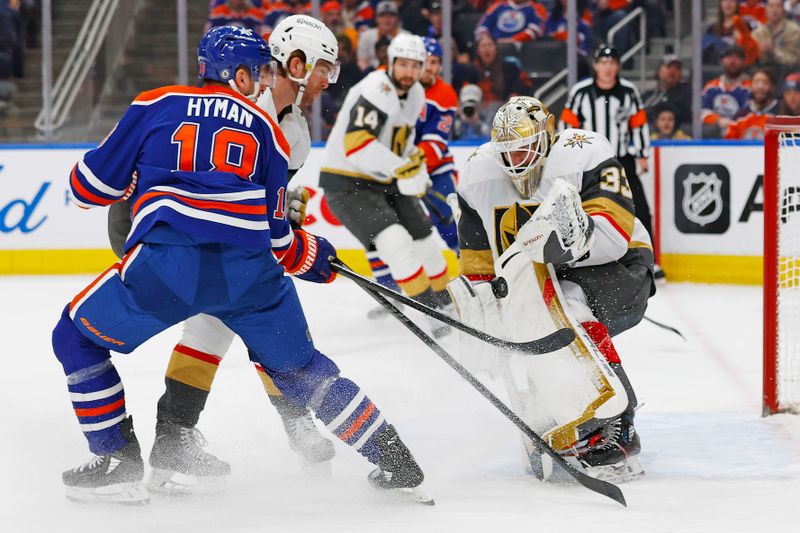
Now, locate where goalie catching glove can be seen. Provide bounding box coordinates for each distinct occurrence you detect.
[516,178,594,265]
[394,148,431,197]
[277,229,337,283]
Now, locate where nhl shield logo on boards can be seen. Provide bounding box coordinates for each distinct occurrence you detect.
[674,164,730,234]
[682,172,723,226]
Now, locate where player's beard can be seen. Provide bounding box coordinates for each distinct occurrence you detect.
[393,75,416,93]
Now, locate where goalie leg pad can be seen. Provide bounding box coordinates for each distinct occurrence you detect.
[581,321,621,364]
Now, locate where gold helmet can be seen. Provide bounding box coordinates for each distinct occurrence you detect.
[490,96,556,198]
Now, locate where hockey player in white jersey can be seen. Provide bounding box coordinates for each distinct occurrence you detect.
[319,34,452,333]
[106,16,342,494]
[449,96,655,482]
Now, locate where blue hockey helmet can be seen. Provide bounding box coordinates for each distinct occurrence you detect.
[422,37,443,59]
[197,26,274,89]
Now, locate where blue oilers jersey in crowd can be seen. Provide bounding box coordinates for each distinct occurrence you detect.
[476,1,545,42]
[415,76,457,178]
[69,85,292,255]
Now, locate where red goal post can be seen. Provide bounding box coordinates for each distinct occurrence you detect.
[764,117,800,415]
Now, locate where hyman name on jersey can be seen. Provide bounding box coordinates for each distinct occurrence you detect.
[186,97,254,128]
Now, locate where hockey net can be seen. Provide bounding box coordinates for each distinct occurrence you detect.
[764,117,800,415]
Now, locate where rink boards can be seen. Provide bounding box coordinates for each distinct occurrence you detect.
[0,140,765,283]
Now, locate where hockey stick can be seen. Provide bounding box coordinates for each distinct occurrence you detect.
[352,279,627,507]
[422,196,454,226]
[330,259,575,356]
[643,316,686,340]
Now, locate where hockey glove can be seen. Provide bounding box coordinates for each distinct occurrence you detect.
[516,179,595,265]
[394,149,431,197]
[287,186,311,228]
[279,229,337,283]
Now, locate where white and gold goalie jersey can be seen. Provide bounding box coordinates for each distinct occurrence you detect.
[319,69,425,192]
[457,128,654,279]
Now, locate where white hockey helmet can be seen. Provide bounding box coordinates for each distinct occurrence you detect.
[387,33,426,76]
[269,15,340,103]
[491,96,556,198]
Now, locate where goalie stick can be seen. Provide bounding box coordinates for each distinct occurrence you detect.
[341,266,627,507]
[330,259,575,356]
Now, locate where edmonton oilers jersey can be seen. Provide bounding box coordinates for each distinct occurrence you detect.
[415,76,457,178]
[69,85,291,254]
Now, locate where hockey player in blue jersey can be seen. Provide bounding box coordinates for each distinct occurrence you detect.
[52,26,430,505]
[416,37,459,252]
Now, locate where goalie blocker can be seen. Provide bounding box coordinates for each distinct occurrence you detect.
[451,96,655,483]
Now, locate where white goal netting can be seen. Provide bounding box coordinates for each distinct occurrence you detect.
[774,130,800,413]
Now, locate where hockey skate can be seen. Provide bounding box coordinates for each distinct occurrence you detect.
[63,416,149,505]
[566,414,644,484]
[283,413,335,475]
[146,421,230,496]
[368,425,433,505]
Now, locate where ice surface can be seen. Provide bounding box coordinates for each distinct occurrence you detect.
[1,276,798,532]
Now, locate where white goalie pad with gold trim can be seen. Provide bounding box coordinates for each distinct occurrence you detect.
[450,239,629,454]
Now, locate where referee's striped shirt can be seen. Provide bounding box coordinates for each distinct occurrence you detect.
[559,77,650,159]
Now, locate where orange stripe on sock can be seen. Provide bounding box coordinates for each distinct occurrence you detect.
[74,397,125,417]
[339,402,376,441]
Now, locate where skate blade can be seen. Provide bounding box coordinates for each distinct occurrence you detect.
[583,456,645,484]
[146,468,227,496]
[65,481,150,505]
[300,458,333,478]
[377,484,435,506]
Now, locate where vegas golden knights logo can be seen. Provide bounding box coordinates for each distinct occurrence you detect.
[391,126,409,156]
[493,202,539,253]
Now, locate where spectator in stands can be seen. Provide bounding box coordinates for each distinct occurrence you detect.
[397,0,430,36]
[453,83,490,140]
[341,0,374,33]
[642,55,692,132]
[650,104,691,140]
[319,0,346,38]
[457,34,533,109]
[357,1,406,71]
[545,0,593,57]
[263,1,311,39]
[788,0,800,23]
[779,71,800,115]
[475,0,546,44]
[740,0,767,26]
[752,0,800,74]
[0,0,18,87]
[703,0,760,65]
[591,0,632,55]
[701,45,752,138]
[206,0,265,34]
[725,67,779,139]
[423,1,464,61]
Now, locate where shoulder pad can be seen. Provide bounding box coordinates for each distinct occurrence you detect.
[360,71,401,113]
[458,143,501,191]
[547,129,615,174]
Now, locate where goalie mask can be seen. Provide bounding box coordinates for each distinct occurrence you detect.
[491,96,556,198]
